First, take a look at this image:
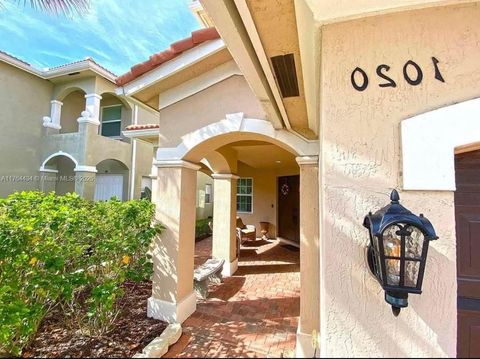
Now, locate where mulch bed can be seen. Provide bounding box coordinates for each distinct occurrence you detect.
[23,281,167,358]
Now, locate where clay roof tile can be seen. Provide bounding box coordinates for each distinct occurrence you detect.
[116,27,221,86]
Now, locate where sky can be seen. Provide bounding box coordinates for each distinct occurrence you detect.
[0,0,200,75]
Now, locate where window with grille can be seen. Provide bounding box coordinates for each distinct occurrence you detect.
[237,178,253,213]
[101,105,122,137]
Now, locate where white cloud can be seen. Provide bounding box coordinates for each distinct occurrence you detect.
[0,0,200,74]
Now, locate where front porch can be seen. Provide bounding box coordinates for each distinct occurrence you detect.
[167,236,300,358]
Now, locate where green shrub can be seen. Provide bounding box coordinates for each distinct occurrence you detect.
[195,218,212,239]
[0,191,162,356]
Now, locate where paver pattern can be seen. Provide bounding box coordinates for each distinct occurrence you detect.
[166,237,300,358]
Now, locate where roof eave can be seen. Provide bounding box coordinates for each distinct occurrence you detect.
[43,60,117,83]
[116,38,226,98]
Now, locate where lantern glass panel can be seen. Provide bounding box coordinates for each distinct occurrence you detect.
[386,259,400,286]
[383,225,401,286]
[383,225,401,258]
[405,260,420,287]
[405,226,424,259]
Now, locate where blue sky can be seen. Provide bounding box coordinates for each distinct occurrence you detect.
[0,0,200,75]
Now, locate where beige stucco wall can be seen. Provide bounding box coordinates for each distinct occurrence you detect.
[196,171,213,219]
[158,75,266,147]
[0,61,52,196]
[55,155,76,195]
[320,3,480,357]
[236,161,299,238]
[60,90,83,134]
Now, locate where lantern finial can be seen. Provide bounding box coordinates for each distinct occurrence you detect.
[390,189,400,203]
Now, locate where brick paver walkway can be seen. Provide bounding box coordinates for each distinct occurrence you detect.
[165,237,300,358]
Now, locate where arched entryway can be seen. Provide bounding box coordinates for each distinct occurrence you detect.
[94,159,129,201]
[39,152,78,195]
[148,116,319,357]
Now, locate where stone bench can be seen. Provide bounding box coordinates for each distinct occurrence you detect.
[193,258,225,299]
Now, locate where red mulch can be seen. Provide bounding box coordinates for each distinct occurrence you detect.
[23,281,167,358]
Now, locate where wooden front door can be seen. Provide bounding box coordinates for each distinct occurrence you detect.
[455,149,480,358]
[277,175,300,243]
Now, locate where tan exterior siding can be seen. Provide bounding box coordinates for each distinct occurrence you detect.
[60,90,83,134]
[158,75,266,147]
[320,3,480,356]
[196,171,214,219]
[0,61,52,196]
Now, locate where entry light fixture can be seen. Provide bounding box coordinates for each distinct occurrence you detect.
[363,189,438,316]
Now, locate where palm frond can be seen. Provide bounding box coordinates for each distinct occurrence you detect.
[20,0,90,15]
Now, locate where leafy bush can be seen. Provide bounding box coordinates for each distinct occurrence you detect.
[0,192,162,356]
[195,218,212,240]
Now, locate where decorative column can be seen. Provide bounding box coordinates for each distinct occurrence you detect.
[295,155,320,358]
[78,94,102,133]
[42,100,62,132]
[211,173,239,276]
[74,165,97,200]
[148,160,200,323]
[84,93,102,124]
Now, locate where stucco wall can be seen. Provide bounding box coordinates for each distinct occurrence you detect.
[60,90,83,134]
[236,162,299,238]
[0,62,52,197]
[55,155,76,195]
[133,139,155,199]
[196,171,214,220]
[320,3,480,357]
[158,75,266,147]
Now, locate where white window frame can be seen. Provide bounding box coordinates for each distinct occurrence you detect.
[100,104,123,139]
[205,183,212,204]
[237,177,253,214]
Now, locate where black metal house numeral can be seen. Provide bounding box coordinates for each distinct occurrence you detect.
[351,57,445,91]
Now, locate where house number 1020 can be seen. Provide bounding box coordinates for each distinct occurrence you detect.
[351,57,445,91]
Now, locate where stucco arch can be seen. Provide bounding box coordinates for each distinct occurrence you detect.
[40,151,79,171]
[155,113,319,164]
[55,86,87,101]
[96,158,130,171]
[99,91,132,111]
[401,97,480,191]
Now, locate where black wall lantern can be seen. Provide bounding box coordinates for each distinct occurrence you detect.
[363,189,438,316]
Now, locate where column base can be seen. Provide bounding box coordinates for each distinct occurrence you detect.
[147,291,196,324]
[295,328,319,358]
[221,258,238,277]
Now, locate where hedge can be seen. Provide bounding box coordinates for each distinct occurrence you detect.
[0,191,162,356]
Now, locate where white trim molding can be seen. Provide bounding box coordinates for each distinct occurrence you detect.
[401,98,480,191]
[117,38,226,97]
[40,151,79,171]
[211,173,239,180]
[296,155,319,166]
[122,128,160,142]
[154,160,201,171]
[147,291,197,324]
[38,168,59,174]
[159,60,242,109]
[84,93,103,100]
[156,114,319,162]
[74,165,98,173]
